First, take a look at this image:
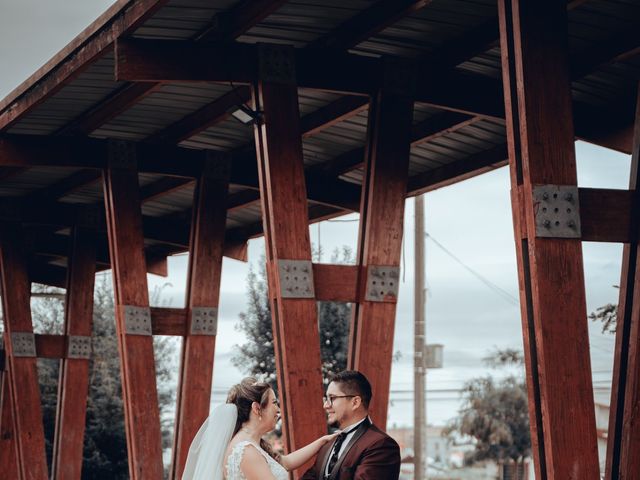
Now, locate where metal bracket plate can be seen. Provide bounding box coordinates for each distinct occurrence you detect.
[67,335,92,359]
[278,259,315,298]
[259,44,296,85]
[11,332,36,357]
[190,307,218,335]
[123,305,152,335]
[365,266,400,302]
[532,185,581,238]
[108,140,137,170]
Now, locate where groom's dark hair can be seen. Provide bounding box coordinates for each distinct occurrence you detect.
[330,370,372,408]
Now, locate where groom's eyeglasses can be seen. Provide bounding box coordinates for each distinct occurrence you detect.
[323,395,356,407]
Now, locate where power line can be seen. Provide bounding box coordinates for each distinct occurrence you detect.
[425,232,519,306]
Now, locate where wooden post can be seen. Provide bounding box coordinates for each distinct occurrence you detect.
[0,224,48,480]
[348,60,415,426]
[51,227,97,480]
[605,84,640,480]
[0,357,19,478]
[252,44,326,465]
[497,1,600,478]
[170,153,230,480]
[102,142,164,479]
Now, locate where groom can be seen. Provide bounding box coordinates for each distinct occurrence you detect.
[301,370,401,480]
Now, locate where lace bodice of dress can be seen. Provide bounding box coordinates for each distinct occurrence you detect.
[225,440,288,480]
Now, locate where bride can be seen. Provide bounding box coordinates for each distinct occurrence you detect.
[182,377,338,480]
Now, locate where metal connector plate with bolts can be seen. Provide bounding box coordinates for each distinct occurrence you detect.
[278,259,315,298]
[365,266,400,302]
[123,305,152,335]
[532,185,581,238]
[190,307,218,335]
[11,332,36,357]
[67,335,92,359]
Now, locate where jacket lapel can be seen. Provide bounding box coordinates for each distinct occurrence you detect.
[318,439,334,478]
[329,418,371,479]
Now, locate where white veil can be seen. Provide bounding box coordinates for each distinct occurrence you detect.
[182,403,238,480]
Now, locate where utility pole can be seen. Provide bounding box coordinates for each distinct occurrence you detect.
[414,194,426,480]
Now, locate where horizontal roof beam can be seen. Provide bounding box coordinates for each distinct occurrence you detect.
[115,39,378,97]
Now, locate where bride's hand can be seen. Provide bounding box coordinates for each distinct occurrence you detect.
[320,431,341,444]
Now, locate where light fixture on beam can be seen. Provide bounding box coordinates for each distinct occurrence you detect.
[230,104,263,126]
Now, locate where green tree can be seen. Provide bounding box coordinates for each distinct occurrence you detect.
[232,247,353,388]
[25,276,176,479]
[589,286,618,334]
[445,349,530,479]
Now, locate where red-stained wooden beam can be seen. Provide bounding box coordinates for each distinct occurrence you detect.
[25,170,102,202]
[32,335,66,359]
[252,45,325,473]
[195,0,288,42]
[407,144,508,195]
[56,83,161,137]
[171,154,230,480]
[115,39,378,96]
[309,0,431,50]
[150,307,187,336]
[300,96,369,138]
[102,145,164,479]
[605,85,640,480]
[148,87,251,145]
[498,1,600,478]
[0,362,18,479]
[51,227,96,480]
[0,224,48,479]
[54,0,279,145]
[313,264,359,303]
[348,64,415,426]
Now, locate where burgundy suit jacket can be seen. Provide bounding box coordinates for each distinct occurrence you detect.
[301,420,400,480]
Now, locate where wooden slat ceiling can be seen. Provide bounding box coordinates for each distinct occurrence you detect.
[0,0,638,281]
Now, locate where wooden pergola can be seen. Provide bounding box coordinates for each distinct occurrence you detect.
[0,0,638,478]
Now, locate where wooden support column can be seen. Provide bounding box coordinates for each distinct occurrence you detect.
[102,142,164,479]
[252,45,326,463]
[0,224,48,480]
[0,352,19,478]
[170,154,230,480]
[498,1,600,478]
[348,61,415,426]
[51,227,96,480]
[605,84,640,480]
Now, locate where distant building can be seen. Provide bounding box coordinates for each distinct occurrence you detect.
[595,402,609,473]
[388,425,452,467]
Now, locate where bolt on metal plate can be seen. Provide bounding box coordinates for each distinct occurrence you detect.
[365,266,400,302]
[259,44,296,85]
[278,259,315,298]
[190,307,218,335]
[67,335,92,359]
[123,305,152,335]
[11,332,36,357]
[532,185,581,238]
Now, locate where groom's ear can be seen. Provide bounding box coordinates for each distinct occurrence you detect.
[351,395,362,410]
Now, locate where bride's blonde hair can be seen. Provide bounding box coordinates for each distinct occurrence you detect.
[227,377,280,461]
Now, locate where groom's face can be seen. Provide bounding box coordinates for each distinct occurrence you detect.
[324,381,355,429]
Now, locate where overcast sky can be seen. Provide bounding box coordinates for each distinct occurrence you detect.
[0,0,629,428]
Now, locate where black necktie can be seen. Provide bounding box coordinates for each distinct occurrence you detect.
[326,432,348,476]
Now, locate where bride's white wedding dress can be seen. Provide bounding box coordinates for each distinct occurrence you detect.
[225,441,288,480]
[182,404,288,480]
